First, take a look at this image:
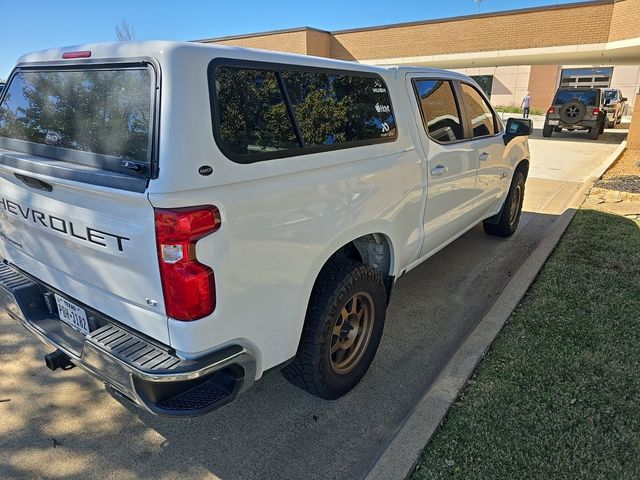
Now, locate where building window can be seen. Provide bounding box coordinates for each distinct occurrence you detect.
[559,67,613,89]
[470,75,493,99]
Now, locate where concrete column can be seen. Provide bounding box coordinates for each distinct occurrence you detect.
[628,94,640,151]
[527,65,561,111]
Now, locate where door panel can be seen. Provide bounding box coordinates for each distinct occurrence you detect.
[407,77,482,258]
[473,135,508,214]
[421,142,480,255]
[459,82,508,216]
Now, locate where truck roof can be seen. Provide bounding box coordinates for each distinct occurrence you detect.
[16,40,462,80]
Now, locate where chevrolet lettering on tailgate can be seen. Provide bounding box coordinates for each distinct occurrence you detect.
[0,196,130,252]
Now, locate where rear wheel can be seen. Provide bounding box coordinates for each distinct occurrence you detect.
[589,125,600,140]
[542,122,553,137]
[483,170,526,238]
[282,258,387,399]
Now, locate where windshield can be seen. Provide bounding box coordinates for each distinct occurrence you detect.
[603,90,617,101]
[554,90,598,106]
[0,67,153,171]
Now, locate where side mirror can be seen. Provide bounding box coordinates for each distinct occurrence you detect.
[503,117,533,145]
[621,97,628,102]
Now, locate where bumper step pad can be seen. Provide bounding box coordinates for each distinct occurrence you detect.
[88,324,181,372]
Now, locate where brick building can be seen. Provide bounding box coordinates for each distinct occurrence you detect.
[196,0,640,114]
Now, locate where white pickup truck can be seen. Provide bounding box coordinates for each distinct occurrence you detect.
[0,42,531,416]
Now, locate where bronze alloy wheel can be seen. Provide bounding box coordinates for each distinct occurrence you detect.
[330,292,375,374]
[282,258,387,400]
[508,183,523,228]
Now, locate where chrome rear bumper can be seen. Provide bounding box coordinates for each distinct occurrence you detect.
[0,261,256,416]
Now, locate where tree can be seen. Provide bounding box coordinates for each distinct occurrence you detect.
[115,18,135,41]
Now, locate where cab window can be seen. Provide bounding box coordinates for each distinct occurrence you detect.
[460,83,498,138]
[413,79,464,143]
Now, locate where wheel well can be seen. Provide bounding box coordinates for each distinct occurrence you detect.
[322,234,394,301]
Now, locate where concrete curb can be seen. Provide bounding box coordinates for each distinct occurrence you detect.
[364,142,627,480]
[589,187,640,203]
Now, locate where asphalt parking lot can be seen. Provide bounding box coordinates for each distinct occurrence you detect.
[0,123,629,480]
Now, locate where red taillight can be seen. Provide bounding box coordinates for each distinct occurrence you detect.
[154,206,221,321]
[592,107,601,115]
[547,106,555,114]
[62,50,91,59]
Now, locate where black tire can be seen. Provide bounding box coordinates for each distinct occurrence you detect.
[559,100,586,124]
[589,125,600,140]
[542,122,553,137]
[282,258,387,399]
[599,118,606,134]
[483,170,526,238]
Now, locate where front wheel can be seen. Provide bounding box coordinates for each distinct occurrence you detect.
[483,170,526,237]
[282,258,387,399]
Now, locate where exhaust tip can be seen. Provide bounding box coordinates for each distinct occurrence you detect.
[44,349,74,371]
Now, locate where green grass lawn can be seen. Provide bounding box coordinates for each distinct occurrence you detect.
[495,106,544,116]
[412,209,640,480]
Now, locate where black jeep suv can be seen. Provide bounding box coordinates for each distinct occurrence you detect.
[543,88,606,140]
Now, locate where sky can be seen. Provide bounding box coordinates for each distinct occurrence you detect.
[0,0,587,80]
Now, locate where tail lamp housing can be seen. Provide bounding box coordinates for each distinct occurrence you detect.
[154,206,221,321]
[547,106,556,114]
[592,107,601,116]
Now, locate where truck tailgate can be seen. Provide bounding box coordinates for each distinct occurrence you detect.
[0,163,168,343]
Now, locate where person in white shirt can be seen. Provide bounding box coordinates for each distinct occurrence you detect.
[521,92,532,118]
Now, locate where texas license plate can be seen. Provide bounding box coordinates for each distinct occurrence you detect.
[55,294,90,336]
[548,120,559,125]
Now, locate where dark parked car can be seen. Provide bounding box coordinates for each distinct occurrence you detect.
[543,88,606,140]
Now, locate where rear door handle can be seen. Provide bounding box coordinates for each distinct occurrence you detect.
[478,152,490,162]
[431,164,448,176]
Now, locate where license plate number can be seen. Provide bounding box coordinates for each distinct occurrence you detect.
[548,120,559,125]
[55,294,90,336]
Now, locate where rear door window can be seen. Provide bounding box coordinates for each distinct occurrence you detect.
[413,79,464,143]
[460,83,498,138]
[0,67,154,175]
